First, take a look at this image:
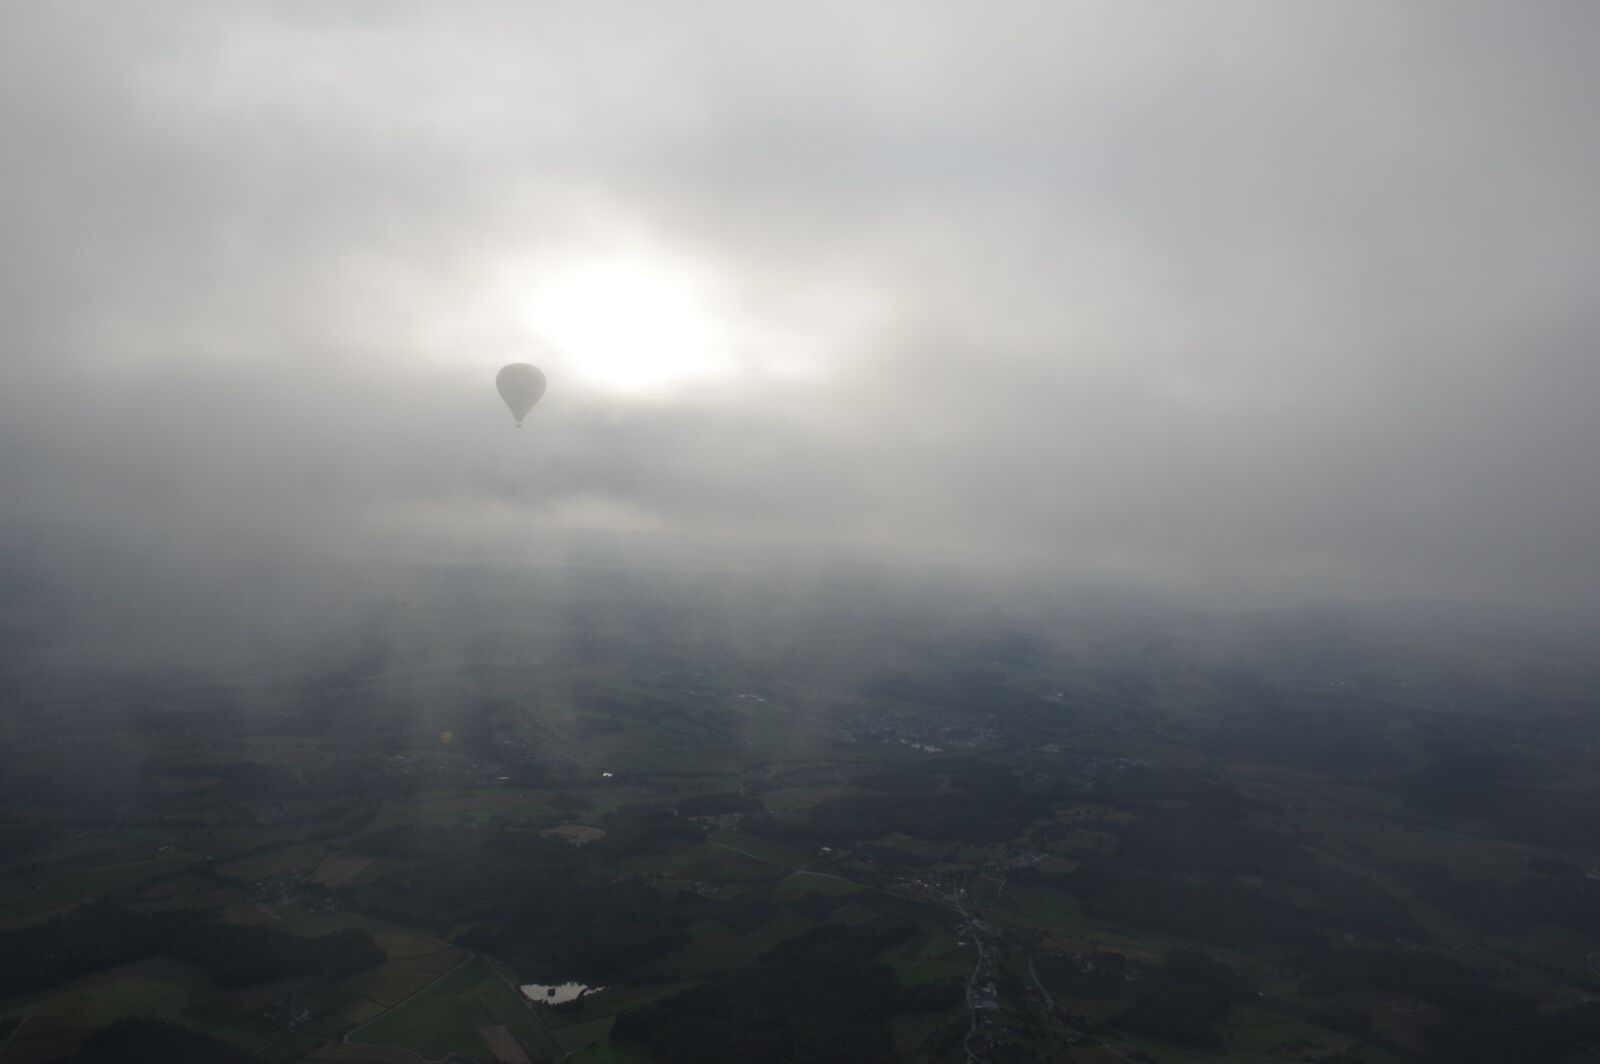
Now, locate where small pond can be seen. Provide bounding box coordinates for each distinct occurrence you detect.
[520,982,601,1005]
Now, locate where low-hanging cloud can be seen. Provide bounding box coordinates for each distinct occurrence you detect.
[4,0,1600,615]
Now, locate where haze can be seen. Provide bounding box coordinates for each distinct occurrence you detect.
[9,11,1600,1060]
[4,1,1600,624]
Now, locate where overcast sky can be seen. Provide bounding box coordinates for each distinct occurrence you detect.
[4,2,1599,609]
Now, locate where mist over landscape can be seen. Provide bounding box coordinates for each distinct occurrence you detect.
[6,2,1600,608]
[4,5,1600,1064]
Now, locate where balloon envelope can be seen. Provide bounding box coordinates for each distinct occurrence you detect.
[496,363,547,425]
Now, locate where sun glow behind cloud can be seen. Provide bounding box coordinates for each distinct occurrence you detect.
[467,235,885,403]
[513,252,736,396]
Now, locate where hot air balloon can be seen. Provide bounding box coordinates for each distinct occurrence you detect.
[496,363,547,427]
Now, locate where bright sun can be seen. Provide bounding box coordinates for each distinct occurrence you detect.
[524,255,733,395]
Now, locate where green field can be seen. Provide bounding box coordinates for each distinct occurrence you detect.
[0,957,289,1059]
[1221,1004,1371,1060]
[772,870,863,901]
[635,919,758,977]
[0,847,200,916]
[1003,881,1080,931]
[884,925,971,987]
[707,829,813,869]
[345,956,557,1061]
[742,910,817,952]
[216,844,331,882]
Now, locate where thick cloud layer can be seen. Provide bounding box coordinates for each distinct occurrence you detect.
[4,2,1599,608]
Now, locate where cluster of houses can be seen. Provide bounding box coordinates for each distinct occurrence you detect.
[261,989,312,1030]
